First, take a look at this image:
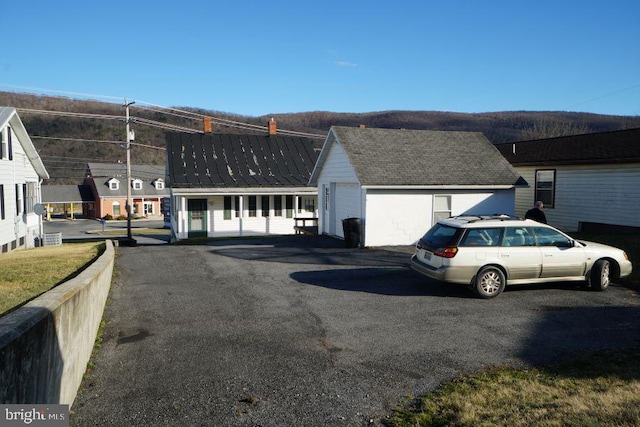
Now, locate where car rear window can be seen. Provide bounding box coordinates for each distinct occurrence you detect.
[419,223,462,248]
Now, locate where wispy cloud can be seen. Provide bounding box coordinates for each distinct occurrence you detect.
[335,60,358,68]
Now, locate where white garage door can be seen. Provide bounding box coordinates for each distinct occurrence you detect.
[333,183,361,238]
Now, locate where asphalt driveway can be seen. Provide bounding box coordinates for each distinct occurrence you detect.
[71,235,640,426]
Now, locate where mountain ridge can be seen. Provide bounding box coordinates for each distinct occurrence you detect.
[1,91,639,184]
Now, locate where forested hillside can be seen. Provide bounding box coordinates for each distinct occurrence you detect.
[2,91,639,184]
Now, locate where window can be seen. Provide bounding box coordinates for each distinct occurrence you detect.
[224,196,232,220]
[248,196,257,217]
[285,195,294,218]
[1,127,12,160]
[224,196,241,220]
[108,179,120,190]
[112,202,121,217]
[15,184,22,215]
[132,179,143,190]
[274,195,282,217]
[23,183,37,214]
[502,227,534,247]
[433,195,452,224]
[261,196,270,217]
[0,185,4,220]
[461,228,502,247]
[535,170,555,208]
[154,180,165,190]
[298,196,315,213]
[7,128,12,160]
[531,226,572,247]
[0,128,5,159]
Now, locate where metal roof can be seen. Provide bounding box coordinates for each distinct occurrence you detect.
[166,132,321,189]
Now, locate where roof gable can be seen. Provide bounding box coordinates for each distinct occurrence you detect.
[495,127,640,166]
[85,163,168,198]
[0,107,49,179]
[166,132,321,188]
[311,126,522,187]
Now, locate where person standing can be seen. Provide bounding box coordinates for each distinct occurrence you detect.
[525,201,547,223]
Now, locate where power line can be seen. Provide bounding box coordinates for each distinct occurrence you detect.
[0,83,123,101]
[564,83,640,111]
[31,135,167,151]
[5,85,327,138]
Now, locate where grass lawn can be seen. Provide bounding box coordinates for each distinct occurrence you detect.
[0,242,105,316]
[387,349,640,427]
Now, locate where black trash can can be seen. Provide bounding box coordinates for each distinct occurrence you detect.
[342,217,362,248]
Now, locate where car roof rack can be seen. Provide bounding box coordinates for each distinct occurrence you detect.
[448,214,524,223]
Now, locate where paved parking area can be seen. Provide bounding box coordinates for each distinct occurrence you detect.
[71,236,640,426]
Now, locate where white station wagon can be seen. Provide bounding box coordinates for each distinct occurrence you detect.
[410,215,633,298]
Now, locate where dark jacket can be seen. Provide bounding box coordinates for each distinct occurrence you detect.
[525,207,547,224]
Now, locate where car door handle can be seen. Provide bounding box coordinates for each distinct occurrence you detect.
[544,254,553,257]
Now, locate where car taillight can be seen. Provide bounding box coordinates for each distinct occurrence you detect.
[435,247,458,258]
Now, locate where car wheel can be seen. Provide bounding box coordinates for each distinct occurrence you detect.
[590,259,610,291]
[474,267,506,299]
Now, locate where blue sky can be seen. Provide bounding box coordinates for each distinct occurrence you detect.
[2,1,639,117]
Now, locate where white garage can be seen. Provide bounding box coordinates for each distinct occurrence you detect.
[310,126,526,247]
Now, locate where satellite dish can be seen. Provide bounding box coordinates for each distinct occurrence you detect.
[34,203,45,215]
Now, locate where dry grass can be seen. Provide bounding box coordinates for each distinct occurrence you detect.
[387,349,640,427]
[0,242,104,316]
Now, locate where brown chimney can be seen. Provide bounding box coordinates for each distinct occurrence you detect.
[268,118,277,135]
[203,116,212,133]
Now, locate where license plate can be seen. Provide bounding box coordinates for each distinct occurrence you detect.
[422,251,432,261]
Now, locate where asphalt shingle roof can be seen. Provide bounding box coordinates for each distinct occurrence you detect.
[41,185,93,203]
[323,126,522,186]
[86,163,168,198]
[495,127,640,166]
[166,132,321,188]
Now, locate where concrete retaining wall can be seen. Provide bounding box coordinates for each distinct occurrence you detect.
[0,240,115,405]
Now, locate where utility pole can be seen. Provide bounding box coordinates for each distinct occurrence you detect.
[124,99,136,246]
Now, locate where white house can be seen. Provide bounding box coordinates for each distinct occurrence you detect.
[309,126,525,247]
[0,107,49,252]
[165,125,321,240]
[496,127,640,232]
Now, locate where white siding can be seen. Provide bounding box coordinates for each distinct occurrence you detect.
[364,190,515,246]
[1,125,44,251]
[171,194,317,240]
[513,164,640,231]
[365,192,433,246]
[315,137,360,236]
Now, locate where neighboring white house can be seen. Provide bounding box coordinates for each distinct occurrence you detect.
[165,125,321,240]
[0,107,49,252]
[309,126,525,247]
[496,127,640,232]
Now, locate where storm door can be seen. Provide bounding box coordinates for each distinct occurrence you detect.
[188,199,208,238]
